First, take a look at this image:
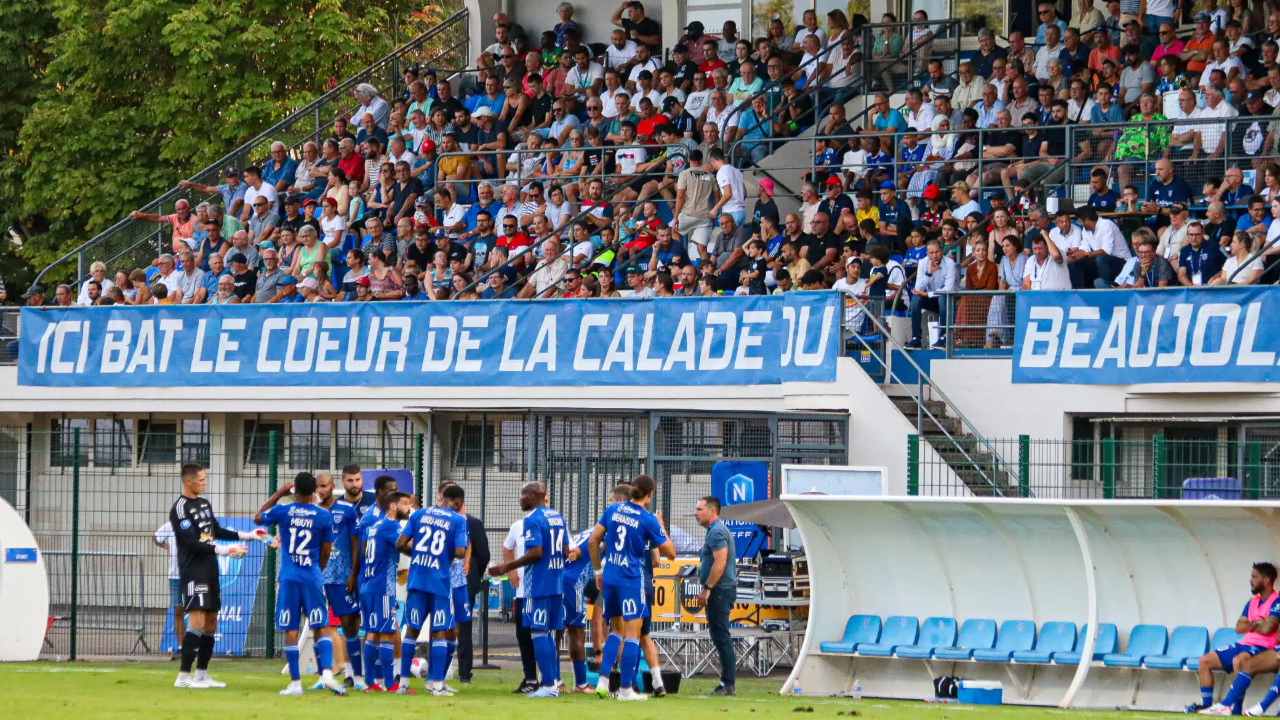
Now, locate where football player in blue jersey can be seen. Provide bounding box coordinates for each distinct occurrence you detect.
[340,463,377,517]
[397,484,468,695]
[316,473,364,690]
[255,472,346,696]
[358,490,411,692]
[560,527,596,693]
[588,475,676,701]
[438,482,472,690]
[488,482,573,698]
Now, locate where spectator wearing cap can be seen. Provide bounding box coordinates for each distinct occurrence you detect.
[180,169,247,218]
[681,21,708,65]
[875,181,911,245]
[1183,13,1215,79]
[225,252,257,301]
[271,274,303,303]
[1087,25,1119,75]
[131,199,198,254]
[1118,45,1155,110]
[666,43,700,93]
[1036,3,1069,46]
[753,178,780,233]
[279,194,312,235]
[908,240,957,348]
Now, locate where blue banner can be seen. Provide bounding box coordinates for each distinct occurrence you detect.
[711,460,769,560]
[18,294,839,387]
[1014,288,1280,384]
[161,517,263,655]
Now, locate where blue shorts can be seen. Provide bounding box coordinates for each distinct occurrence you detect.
[563,587,586,628]
[405,590,454,632]
[1216,642,1265,670]
[325,584,359,618]
[602,582,647,621]
[524,595,565,632]
[168,579,182,608]
[276,580,328,631]
[360,592,397,634]
[452,585,472,624]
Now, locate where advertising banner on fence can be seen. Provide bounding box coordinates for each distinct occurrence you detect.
[1014,288,1280,384]
[18,294,839,387]
[711,460,770,560]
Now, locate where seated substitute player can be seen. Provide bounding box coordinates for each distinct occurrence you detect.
[560,527,597,693]
[316,473,364,689]
[171,462,269,689]
[1195,562,1280,715]
[358,490,412,692]
[588,475,676,701]
[488,482,572,698]
[397,484,468,695]
[255,472,346,696]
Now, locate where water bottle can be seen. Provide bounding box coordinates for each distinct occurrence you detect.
[792,679,802,696]
[851,682,862,700]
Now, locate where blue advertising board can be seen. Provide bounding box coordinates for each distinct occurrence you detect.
[711,461,769,560]
[161,517,264,655]
[1014,288,1280,384]
[17,294,839,388]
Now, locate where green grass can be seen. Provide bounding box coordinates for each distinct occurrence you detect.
[0,661,1173,719]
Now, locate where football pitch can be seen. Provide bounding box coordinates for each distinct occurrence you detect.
[1,661,1178,720]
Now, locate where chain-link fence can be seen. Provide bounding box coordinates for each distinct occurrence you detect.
[910,434,1278,500]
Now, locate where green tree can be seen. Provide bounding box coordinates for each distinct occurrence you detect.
[14,0,434,283]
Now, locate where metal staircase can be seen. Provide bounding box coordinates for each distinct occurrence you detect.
[33,9,470,290]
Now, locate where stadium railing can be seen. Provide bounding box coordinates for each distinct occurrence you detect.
[32,9,471,295]
[910,435,1276,500]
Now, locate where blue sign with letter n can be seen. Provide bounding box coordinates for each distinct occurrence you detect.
[711,461,769,559]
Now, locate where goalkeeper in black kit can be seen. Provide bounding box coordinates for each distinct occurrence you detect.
[170,462,270,689]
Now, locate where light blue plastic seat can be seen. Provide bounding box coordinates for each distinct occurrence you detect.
[973,620,1036,662]
[819,615,880,654]
[857,616,920,657]
[1053,624,1118,664]
[896,617,958,659]
[1103,625,1168,667]
[1187,628,1242,670]
[934,619,997,660]
[1145,626,1209,669]
[1013,622,1077,663]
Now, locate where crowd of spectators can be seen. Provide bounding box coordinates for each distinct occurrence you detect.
[17,0,1280,357]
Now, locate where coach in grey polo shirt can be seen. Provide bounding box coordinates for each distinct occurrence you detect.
[696,495,737,696]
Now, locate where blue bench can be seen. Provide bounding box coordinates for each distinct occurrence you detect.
[819,615,880,654]
[857,616,920,657]
[1102,625,1167,667]
[1145,626,1210,669]
[1188,628,1243,671]
[973,620,1036,662]
[1013,621,1077,664]
[896,617,958,659]
[1053,624,1118,664]
[934,619,997,660]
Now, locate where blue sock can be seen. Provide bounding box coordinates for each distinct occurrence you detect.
[347,637,362,678]
[573,659,587,687]
[364,640,378,687]
[315,636,333,675]
[400,639,417,683]
[1262,677,1280,712]
[601,633,622,673]
[429,640,448,682]
[533,633,558,687]
[445,641,457,674]
[1223,672,1253,709]
[285,644,300,681]
[619,638,641,690]
[1202,686,1216,707]
[380,642,396,689]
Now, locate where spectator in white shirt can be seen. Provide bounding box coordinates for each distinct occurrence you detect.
[1035,26,1064,81]
[909,240,958,348]
[1022,231,1072,290]
[1049,210,1083,253]
[605,29,638,69]
[1196,83,1238,157]
[1071,206,1132,288]
[1200,40,1246,88]
[77,261,115,306]
[354,83,389,131]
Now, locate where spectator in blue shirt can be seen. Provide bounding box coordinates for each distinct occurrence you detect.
[867,93,907,134]
[1086,168,1120,212]
[876,181,912,245]
[261,142,298,194]
[1142,158,1192,228]
[459,183,501,232]
[1035,3,1068,46]
[1235,196,1273,237]
[735,96,774,165]
[180,169,247,218]
[200,252,230,302]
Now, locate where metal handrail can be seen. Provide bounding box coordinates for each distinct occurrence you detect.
[34,9,472,291]
[839,288,1014,496]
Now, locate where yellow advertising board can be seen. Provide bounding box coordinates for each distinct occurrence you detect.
[649,556,807,626]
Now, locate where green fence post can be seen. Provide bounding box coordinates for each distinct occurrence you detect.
[265,430,278,659]
[907,434,919,496]
[1248,442,1262,500]
[414,433,425,505]
[69,428,81,661]
[1152,434,1166,499]
[1018,435,1031,498]
[1101,438,1116,500]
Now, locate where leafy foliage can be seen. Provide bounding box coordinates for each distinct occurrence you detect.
[8,0,444,286]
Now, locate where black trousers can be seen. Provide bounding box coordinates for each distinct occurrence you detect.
[514,597,537,682]
[457,577,482,681]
